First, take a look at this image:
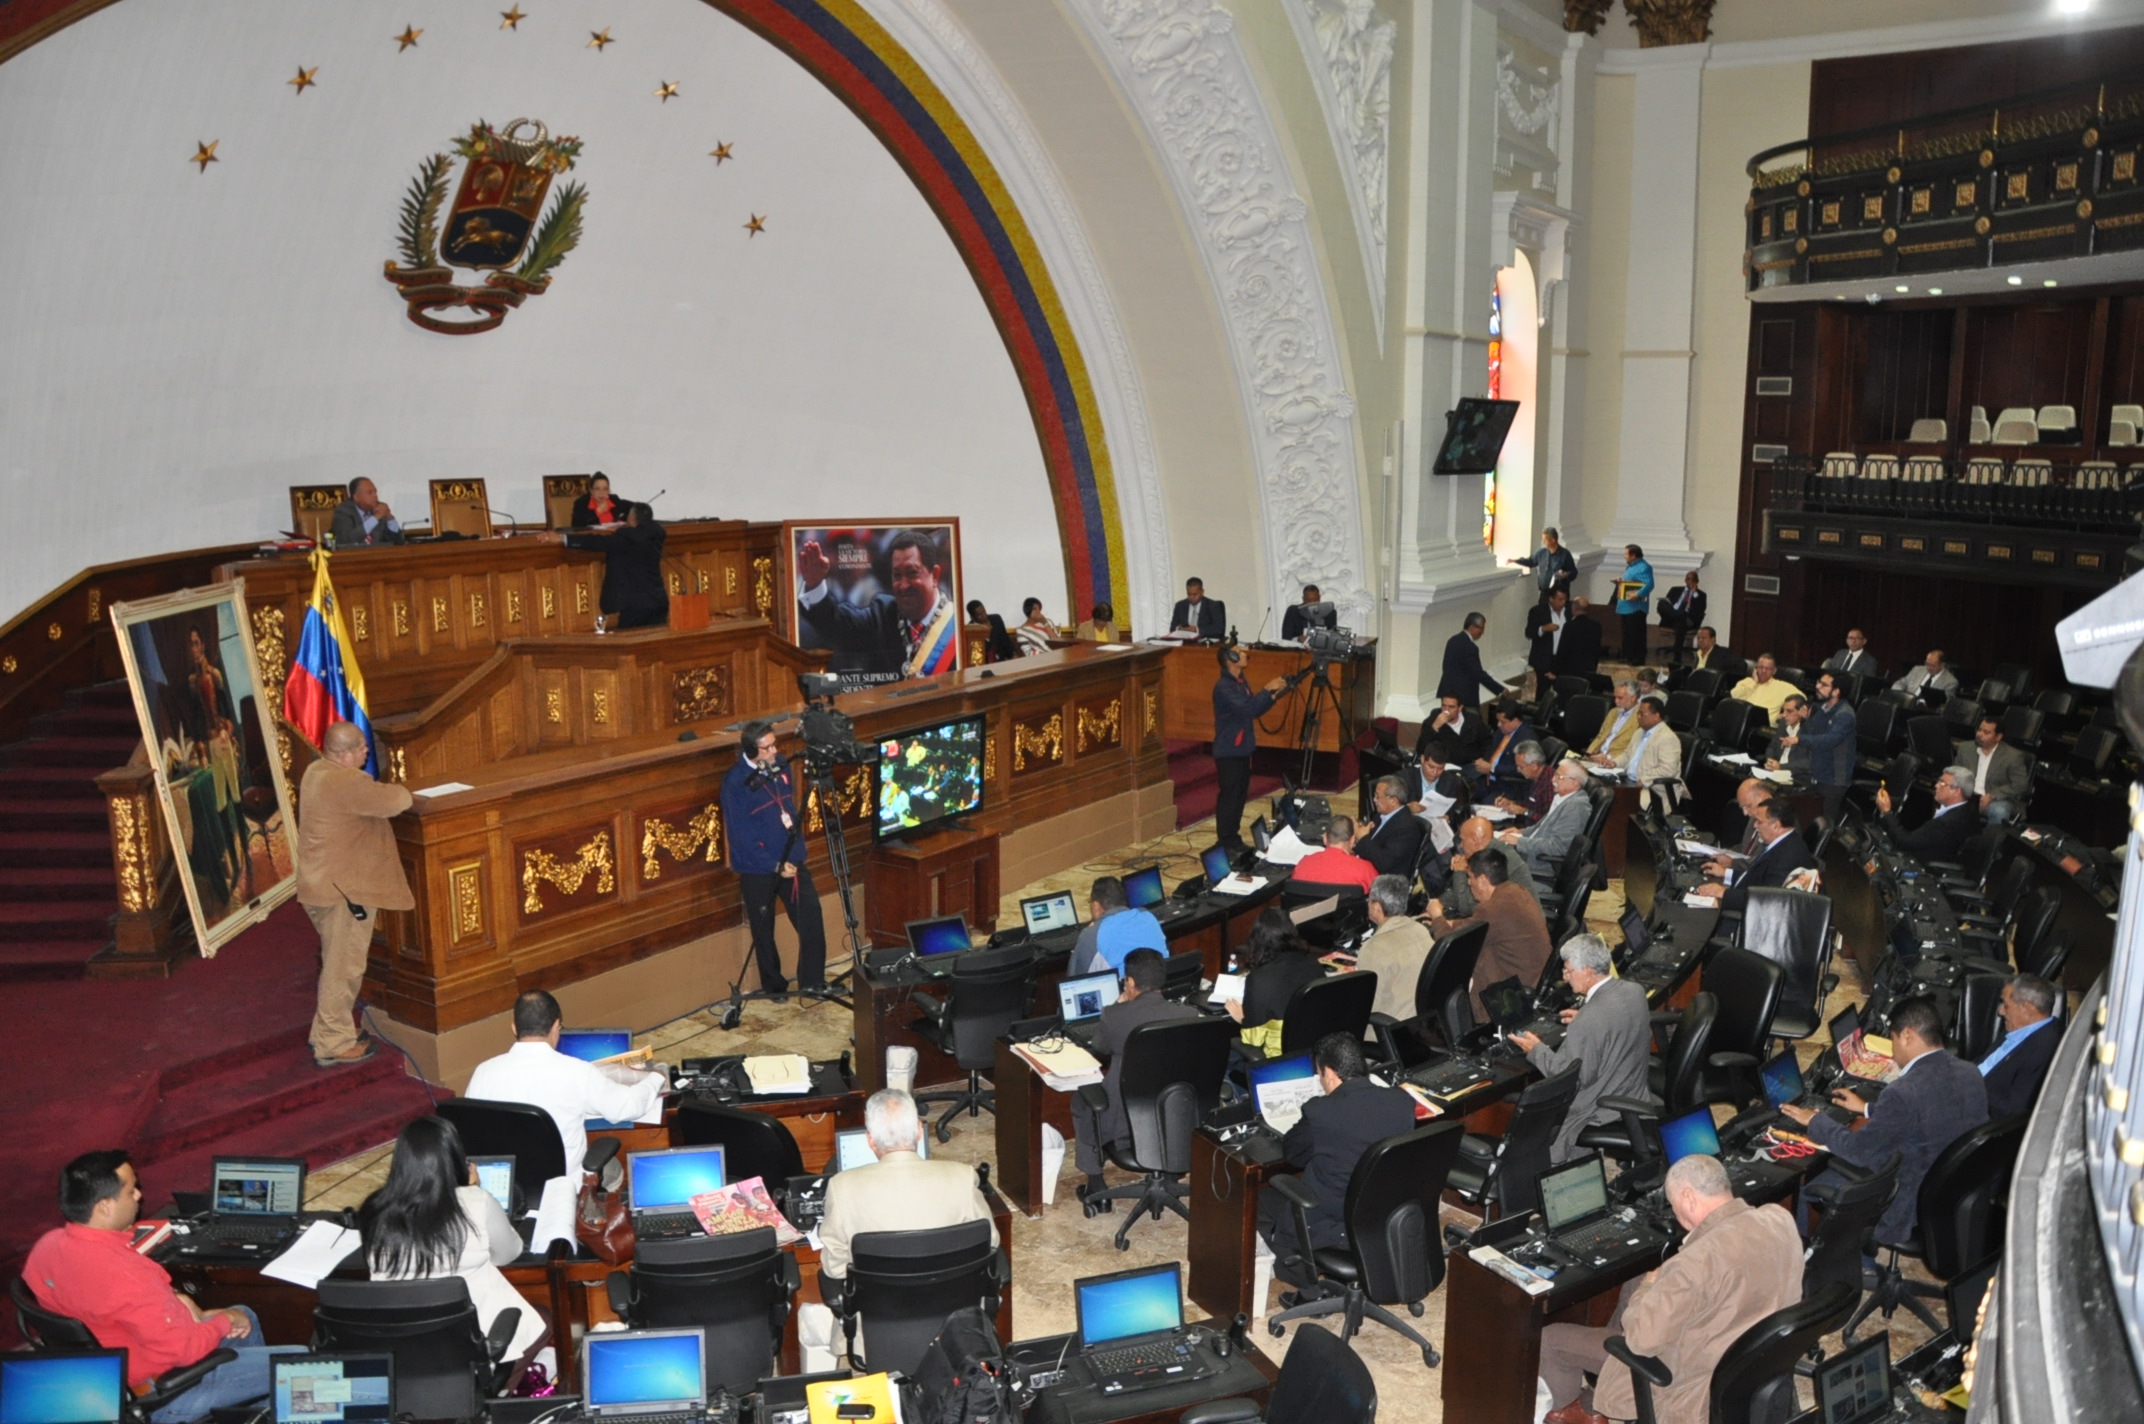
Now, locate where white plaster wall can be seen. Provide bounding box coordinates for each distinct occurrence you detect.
[1579,72,1632,563]
[0,0,1059,624]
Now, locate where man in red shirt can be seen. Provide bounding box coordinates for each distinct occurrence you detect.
[1292,817,1378,890]
[24,1151,295,1419]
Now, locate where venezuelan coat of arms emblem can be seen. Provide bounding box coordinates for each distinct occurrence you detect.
[384,118,586,334]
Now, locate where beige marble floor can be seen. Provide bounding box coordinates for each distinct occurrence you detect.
[305,811,1947,1424]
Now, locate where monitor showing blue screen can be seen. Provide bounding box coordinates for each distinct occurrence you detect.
[1121,866,1165,909]
[272,1355,393,1424]
[0,1353,125,1424]
[1759,1051,1805,1109]
[1249,1053,1316,1096]
[627,1147,726,1211]
[1201,845,1235,884]
[1075,1264,1184,1349]
[585,1330,706,1412]
[1658,1107,1722,1166]
[906,916,971,957]
[556,1029,634,1063]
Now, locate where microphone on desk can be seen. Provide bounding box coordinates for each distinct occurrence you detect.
[488,506,525,533]
[1252,606,1271,645]
[646,488,668,505]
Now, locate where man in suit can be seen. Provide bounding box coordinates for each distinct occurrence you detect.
[797,528,961,678]
[296,720,412,1068]
[1472,701,1538,793]
[1406,745,1469,818]
[1279,584,1323,641]
[1558,608,1604,679]
[1442,815,1540,918]
[1656,570,1706,663]
[1783,998,1988,1243]
[1583,681,1643,767]
[1439,612,1507,705]
[1624,694,1684,809]
[1526,586,1576,689]
[1509,525,1577,597]
[1426,850,1553,1019]
[1768,673,1856,816]
[1212,644,1289,854]
[1876,767,1980,862]
[1502,758,1591,886]
[1692,796,1818,913]
[1354,775,1427,880]
[722,719,828,997]
[1071,950,1199,1210]
[562,502,669,629]
[816,1087,995,1282]
[1418,693,1491,766]
[1348,875,1435,1020]
[1258,1033,1416,1272]
[1956,715,2032,824]
[1980,974,2063,1116]
[1170,576,1227,640]
[1892,648,1960,701]
[328,477,406,547]
[1671,626,1745,689]
[1824,628,1879,681]
[1513,935,1656,1162]
[1494,742,1555,821]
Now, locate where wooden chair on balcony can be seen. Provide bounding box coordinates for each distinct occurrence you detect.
[288,485,345,542]
[543,475,593,530]
[429,479,492,538]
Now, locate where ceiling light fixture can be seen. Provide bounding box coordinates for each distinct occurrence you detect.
[1928,287,1944,295]
[2045,279,2060,287]
[2007,274,2024,285]
[1895,285,1910,293]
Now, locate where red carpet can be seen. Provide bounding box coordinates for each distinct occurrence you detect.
[0,683,140,979]
[1166,739,1361,830]
[0,901,440,1344]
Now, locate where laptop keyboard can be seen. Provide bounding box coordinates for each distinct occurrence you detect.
[1090,1336,1207,1391]
[199,1218,295,1244]
[1413,1059,1493,1097]
[634,1212,701,1240]
[1556,1218,1652,1258]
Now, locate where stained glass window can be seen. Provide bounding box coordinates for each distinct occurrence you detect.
[1484,287,1501,546]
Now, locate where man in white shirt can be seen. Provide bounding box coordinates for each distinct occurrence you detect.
[1824,628,1878,680]
[464,991,666,1186]
[1891,649,1959,700]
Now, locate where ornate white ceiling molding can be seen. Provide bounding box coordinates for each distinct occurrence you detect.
[858,0,1175,637]
[1495,41,1560,197]
[1064,0,1371,629]
[1491,189,1577,328]
[1281,0,1394,349]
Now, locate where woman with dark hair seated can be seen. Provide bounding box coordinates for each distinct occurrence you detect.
[1223,906,1326,1057]
[359,1117,547,1372]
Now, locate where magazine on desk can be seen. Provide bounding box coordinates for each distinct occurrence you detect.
[690,1176,803,1245]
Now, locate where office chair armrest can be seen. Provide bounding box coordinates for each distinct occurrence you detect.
[1708,1051,1762,1072]
[1368,1011,1399,1028]
[145,1349,238,1406]
[1599,1095,1659,1119]
[910,991,947,1022]
[485,1307,523,1364]
[990,1248,1012,1288]
[1955,912,2003,929]
[1603,1336,1673,1390]
[1077,1082,1110,1114]
[585,1137,622,1176]
[1923,860,1964,875]
[1963,956,2012,977]
[1647,1010,1683,1029]
[1268,1173,1319,1212]
[605,1271,634,1318]
[781,1253,803,1298]
[820,1271,854,1318]
[1179,1401,1264,1424]
[1826,1156,1878,1185]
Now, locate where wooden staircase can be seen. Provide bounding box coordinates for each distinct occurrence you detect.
[0,681,137,980]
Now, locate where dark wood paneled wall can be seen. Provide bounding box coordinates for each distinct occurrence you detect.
[1810,29,2144,140]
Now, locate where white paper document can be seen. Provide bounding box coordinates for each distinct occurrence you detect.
[414,782,476,798]
[1263,824,1311,866]
[531,1175,579,1254]
[261,1221,362,1288]
[1255,1076,1324,1135]
[1713,752,1756,766]
[1476,805,1515,823]
[1209,972,1248,1005]
[743,1054,814,1095]
[1213,873,1268,896]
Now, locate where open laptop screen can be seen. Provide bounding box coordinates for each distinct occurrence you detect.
[1249,1053,1321,1134]
[1021,893,1080,935]
[1201,845,1235,884]
[1827,1005,1861,1069]
[470,1157,515,1216]
[1811,1332,1891,1424]
[1057,972,1121,1024]
[1121,866,1165,909]
[584,1330,706,1416]
[1538,1155,1610,1233]
[271,1355,394,1424]
[1074,1264,1184,1349]
[1251,817,1272,854]
[556,1029,634,1063]
[1658,1107,1721,1165]
[211,1159,304,1217]
[0,1352,127,1424]
[1759,1051,1805,1109]
[1618,907,1651,956]
[832,1128,928,1172]
[627,1148,726,1211]
[906,916,971,957]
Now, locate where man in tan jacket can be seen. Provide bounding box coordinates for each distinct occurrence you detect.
[1538,1154,1802,1424]
[296,721,412,1067]
[1425,850,1553,1021]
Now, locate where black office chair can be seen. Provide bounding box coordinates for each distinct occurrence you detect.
[313,1278,523,1423]
[672,1102,805,1195]
[910,944,1038,1142]
[1681,666,1724,703]
[437,1098,621,1226]
[1369,922,1486,1066]
[1547,875,1597,949]
[1664,690,1704,733]
[822,1219,1006,1375]
[1848,1112,2028,1339]
[1577,993,1715,1170]
[1799,1154,1901,1321]
[1161,949,1207,1003]
[1905,715,1953,772]
[1180,1313,1375,1424]
[11,1277,242,1424]
[1706,700,1761,760]
[1270,970,1378,1058]
[1562,694,1609,753]
[1445,1063,1580,1220]
[1731,888,1833,1042]
[1953,857,2035,951]
[1266,1121,1466,1368]
[1607,1281,1856,1424]
[2008,887,2066,980]
[604,1227,799,1393]
[1954,973,2009,1062]
[1079,1016,1236,1248]
[1693,946,1784,1107]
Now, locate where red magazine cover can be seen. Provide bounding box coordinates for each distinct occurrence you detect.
[688,1176,802,1245]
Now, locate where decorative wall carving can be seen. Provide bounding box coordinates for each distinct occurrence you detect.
[640,803,723,879]
[1282,0,1393,344]
[544,688,563,724]
[1621,0,1712,47]
[431,595,449,633]
[542,585,557,620]
[1143,686,1159,740]
[249,606,293,781]
[591,689,611,725]
[506,588,522,624]
[109,790,153,914]
[1070,0,1369,630]
[387,746,407,784]
[751,557,774,617]
[985,731,999,784]
[447,860,485,942]
[672,665,729,722]
[1496,43,1561,195]
[575,582,590,615]
[468,592,486,628]
[521,830,616,914]
[351,604,369,642]
[1012,712,1063,772]
[805,767,874,833]
[1076,697,1121,753]
[1563,0,1613,34]
[393,600,411,637]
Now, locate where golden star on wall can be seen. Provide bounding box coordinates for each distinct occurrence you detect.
[744,214,766,236]
[500,6,527,29]
[394,25,423,51]
[587,28,614,50]
[288,66,318,94]
[190,140,219,173]
[654,81,679,102]
[710,141,734,163]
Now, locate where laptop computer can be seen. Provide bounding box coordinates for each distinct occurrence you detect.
[1537,1154,1663,1263]
[1248,1053,1321,1135]
[582,1328,709,1422]
[626,1146,726,1239]
[470,1156,517,1216]
[905,915,972,959]
[1758,1049,1852,1126]
[1056,971,1122,1035]
[272,1355,394,1424]
[1618,906,1652,959]
[1657,1107,1721,1165]
[1072,1263,1214,1395]
[1200,845,1239,889]
[1019,891,1082,940]
[1811,1332,1897,1424]
[831,1127,928,1171]
[556,1028,635,1063]
[195,1157,307,1250]
[0,1350,127,1424]
[1250,817,1272,856]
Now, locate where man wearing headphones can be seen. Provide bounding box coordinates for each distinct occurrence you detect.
[1213,644,1290,855]
[720,720,828,999]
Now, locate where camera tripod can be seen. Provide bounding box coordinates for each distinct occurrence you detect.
[1291,657,1355,791]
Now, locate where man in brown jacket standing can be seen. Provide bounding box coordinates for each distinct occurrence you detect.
[297,721,413,1067]
[1537,1154,1802,1424]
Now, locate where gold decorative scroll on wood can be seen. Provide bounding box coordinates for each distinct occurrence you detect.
[521,830,616,914]
[640,803,723,880]
[1077,697,1121,753]
[1012,713,1063,772]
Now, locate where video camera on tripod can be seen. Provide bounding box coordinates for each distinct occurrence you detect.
[795,672,880,773]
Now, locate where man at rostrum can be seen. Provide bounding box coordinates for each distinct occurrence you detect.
[1170,576,1227,640]
[296,720,412,1068]
[1212,643,1288,855]
[1257,1033,1416,1278]
[1425,850,1553,1020]
[721,719,827,999]
[1538,1154,1802,1424]
[1979,973,2063,1118]
[1071,949,1198,1212]
[328,477,406,547]
[1512,935,1655,1162]
[466,990,666,1187]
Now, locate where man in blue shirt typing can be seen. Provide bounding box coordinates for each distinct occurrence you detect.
[720,719,828,998]
[1073,875,1167,975]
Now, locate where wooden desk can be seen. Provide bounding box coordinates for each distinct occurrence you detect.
[1186,1129,1278,1323]
[1157,644,1375,754]
[994,1038,1081,1216]
[1594,783,1643,878]
[1440,1240,1666,1424]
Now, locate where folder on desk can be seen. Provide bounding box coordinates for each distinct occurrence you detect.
[1013,1040,1103,1090]
[743,1054,813,1095]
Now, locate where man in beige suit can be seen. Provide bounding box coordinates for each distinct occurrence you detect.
[817,1089,995,1281]
[1583,681,1642,767]
[296,722,412,1068]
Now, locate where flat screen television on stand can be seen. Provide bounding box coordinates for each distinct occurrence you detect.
[1431,397,1521,475]
[874,714,986,842]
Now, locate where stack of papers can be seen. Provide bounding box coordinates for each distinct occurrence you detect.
[1208,972,1247,1004]
[1675,838,1724,857]
[1213,872,1268,896]
[1476,805,1515,823]
[743,1054,814,1095]
[1713,752,1757,766]
[1263,825,1311,866]
[1012,1039,1103,1091]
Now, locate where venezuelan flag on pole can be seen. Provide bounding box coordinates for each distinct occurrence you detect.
[283,548,376,772]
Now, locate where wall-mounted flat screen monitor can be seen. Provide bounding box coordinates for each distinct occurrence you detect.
[1431,398,1521,475]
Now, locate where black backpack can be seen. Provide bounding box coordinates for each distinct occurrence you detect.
[908,1307,1017,1424]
